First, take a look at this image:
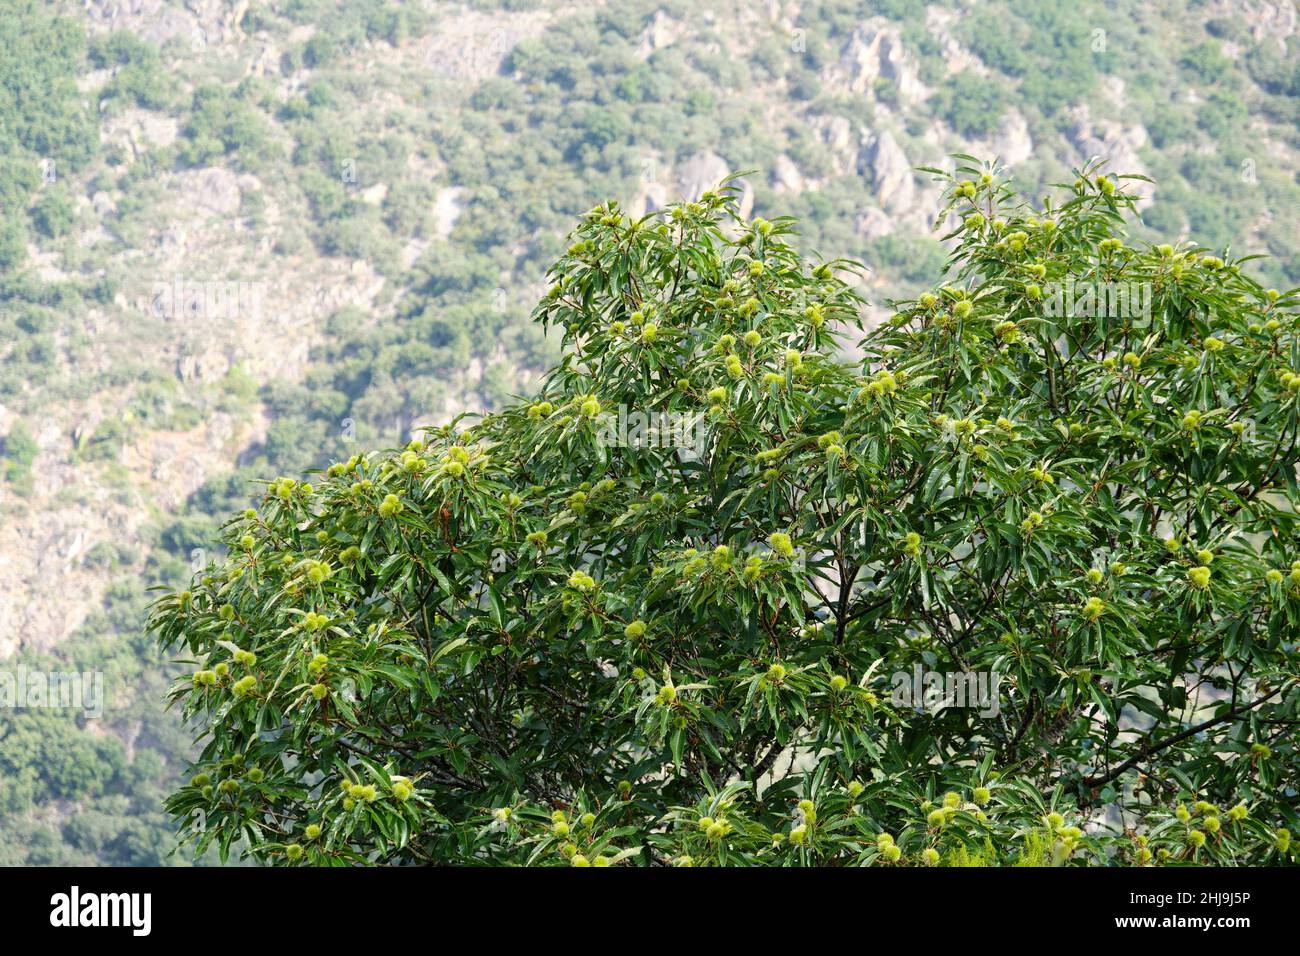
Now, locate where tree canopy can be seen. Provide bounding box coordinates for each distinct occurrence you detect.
[152,161,1299,866]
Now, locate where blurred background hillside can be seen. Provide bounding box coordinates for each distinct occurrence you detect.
[0,0,1296,864]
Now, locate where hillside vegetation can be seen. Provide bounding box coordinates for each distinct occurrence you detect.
[1,0,1297,864]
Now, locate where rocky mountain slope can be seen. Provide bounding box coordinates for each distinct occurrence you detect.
[1,0,1296,863]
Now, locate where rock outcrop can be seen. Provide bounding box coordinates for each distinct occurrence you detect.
[837,20,928,105]
[676,152,755,219]
[1065,106,1155,207]
[861,129,916,212]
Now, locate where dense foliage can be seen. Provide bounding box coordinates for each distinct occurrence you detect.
[153,164,1299,865]
[5,0,1300,868]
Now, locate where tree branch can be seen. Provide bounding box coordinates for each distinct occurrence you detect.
[1081,685,1286,788]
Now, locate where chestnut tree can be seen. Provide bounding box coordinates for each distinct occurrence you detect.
[152,162,1299,866]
